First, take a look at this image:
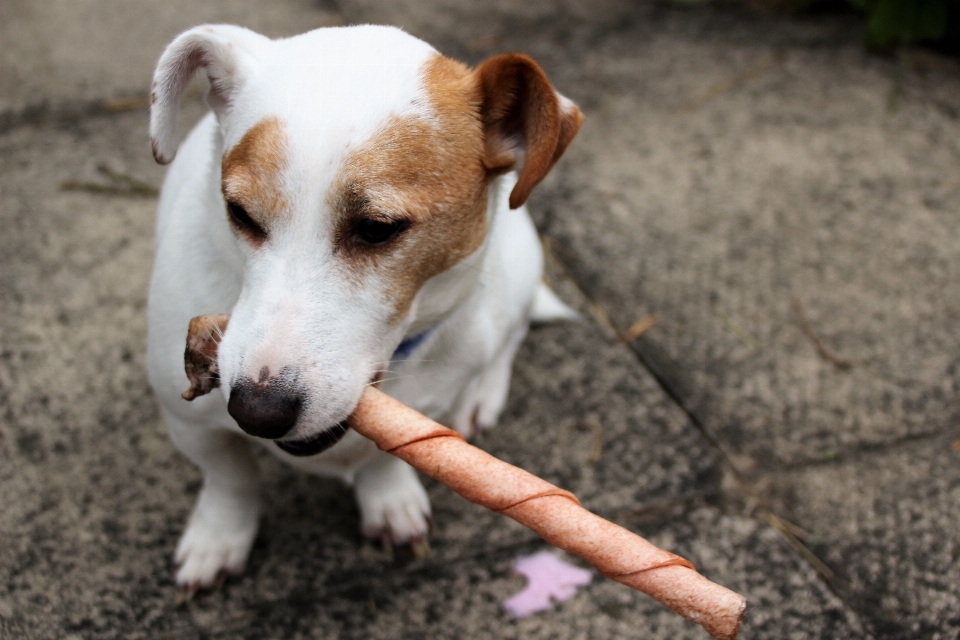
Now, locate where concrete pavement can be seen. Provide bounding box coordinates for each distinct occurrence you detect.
[2,1,958,638]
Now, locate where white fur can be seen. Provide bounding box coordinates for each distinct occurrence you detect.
[147,24,571,590]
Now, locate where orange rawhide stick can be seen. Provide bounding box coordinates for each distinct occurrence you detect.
[349,387,746,640]
[182,315,746,639]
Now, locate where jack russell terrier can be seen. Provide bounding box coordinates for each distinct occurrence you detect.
[146,24,583,592]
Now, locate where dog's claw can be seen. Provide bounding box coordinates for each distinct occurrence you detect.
[212,569,230,592]
[374,529,429,558]
[356,457,432,553]
[410,537,430,558]
[176,585,197,606]
[173,511,257,595]
[380,532,394,556]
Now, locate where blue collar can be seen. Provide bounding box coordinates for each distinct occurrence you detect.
[392,325,439,361]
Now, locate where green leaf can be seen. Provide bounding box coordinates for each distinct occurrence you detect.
[862,0,949,48]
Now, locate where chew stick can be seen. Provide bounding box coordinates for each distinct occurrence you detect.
[349,387,746,640]
[182,314,746,639]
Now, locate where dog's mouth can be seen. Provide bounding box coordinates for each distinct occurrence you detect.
[275,421,350,457]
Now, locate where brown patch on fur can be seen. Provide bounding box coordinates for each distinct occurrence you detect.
[331,55,488,321]
[182,314,231,400]
[473,54,584,209]
[329,52,582,322]
[221,116,289,244]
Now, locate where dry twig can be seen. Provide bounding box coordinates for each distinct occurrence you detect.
[791,295,853,370]
[679,50,786,113]
[61,163,159,198]
[619,314,657,343]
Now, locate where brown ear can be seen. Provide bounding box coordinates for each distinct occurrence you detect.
[473,54,585,209]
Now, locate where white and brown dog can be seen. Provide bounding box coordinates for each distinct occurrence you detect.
[146,24,583,592]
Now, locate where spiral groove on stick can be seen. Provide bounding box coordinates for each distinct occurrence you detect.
[349,386,746,640]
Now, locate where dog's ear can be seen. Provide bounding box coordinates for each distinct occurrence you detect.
[150,25,269,165]
[473,54,584,209]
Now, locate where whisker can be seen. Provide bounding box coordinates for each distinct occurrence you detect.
[366,375,415,387]
[386,357,439,365]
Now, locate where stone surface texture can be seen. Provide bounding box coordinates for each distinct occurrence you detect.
[2,1,958,639]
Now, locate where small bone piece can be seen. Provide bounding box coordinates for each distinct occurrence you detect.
[181,314,230,400]
[182,314,747,638]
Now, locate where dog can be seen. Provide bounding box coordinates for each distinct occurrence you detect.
[146,23,583,592]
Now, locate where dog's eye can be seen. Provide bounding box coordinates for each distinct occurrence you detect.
[228,202,254,228]
[356,218,405,246]
[226,202,265,239]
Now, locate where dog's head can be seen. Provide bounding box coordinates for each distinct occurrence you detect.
[151,25,582,453]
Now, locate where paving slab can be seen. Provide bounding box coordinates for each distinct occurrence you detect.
[767,433,960,639]
[508,2,960,472]
[0,0,343,116]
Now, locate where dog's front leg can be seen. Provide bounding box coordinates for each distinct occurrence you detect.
[165,411,261,592]
[354,451,431,552]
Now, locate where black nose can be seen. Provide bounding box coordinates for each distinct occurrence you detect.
[227,376,303,439]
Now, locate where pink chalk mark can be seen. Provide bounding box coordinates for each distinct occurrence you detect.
[503,551,593,618]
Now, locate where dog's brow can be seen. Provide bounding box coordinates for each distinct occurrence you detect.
[220,116,290,227]
[339,183,369,217]
[338,184,411,224]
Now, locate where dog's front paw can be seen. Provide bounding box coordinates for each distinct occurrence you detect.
[354,455,431,552]
[174,497,259,594]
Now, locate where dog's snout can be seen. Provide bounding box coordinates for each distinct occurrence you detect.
[227,376,303,439]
